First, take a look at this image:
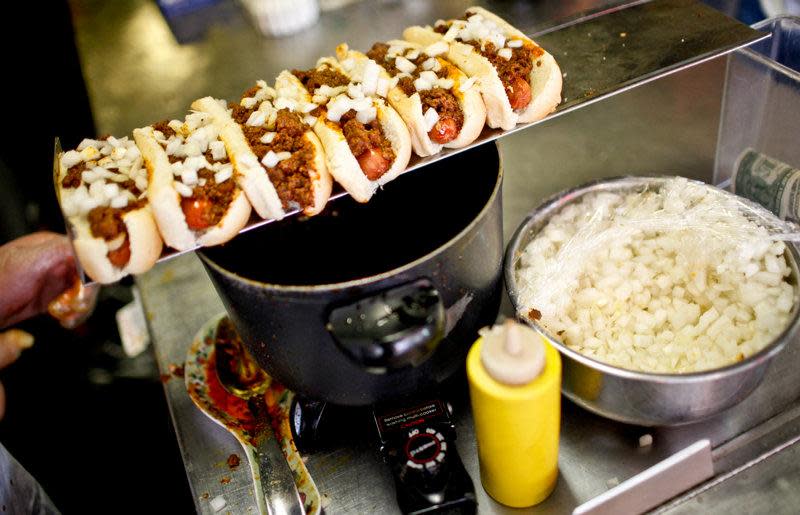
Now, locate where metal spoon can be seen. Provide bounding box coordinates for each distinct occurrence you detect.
[214,321,305,515]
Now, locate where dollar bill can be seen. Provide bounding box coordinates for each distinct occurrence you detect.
[733,149,800,221]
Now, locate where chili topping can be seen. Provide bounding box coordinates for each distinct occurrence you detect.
[231,85,317,209]
[434,16,543,109]
[367,42,464,143]
[292,68,350,92]
[294,66,396,180]
[59,136,150,269]
[152,117,238,230]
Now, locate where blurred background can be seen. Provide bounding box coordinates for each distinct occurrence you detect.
[0,0,790,512]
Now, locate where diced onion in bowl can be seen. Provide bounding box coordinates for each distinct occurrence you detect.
[515,178,797,374]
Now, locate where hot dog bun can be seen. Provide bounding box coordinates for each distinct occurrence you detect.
[190,96,285,220]
[194,85,332,218]
[57,137,163,284]
[133,116,252,251]
[277,58,411,202]
[337,42,485,158]
[404,6,561,131]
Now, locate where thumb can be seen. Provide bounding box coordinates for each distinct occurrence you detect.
[0,329,34,370]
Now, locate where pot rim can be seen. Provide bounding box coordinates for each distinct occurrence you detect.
[504,174,800,385]
[199,142,504,292]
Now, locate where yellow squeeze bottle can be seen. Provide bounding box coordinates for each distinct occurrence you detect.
[466,320,561,507]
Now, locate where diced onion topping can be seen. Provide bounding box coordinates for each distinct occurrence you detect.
[168,119,184,133]
[246,110,267,127]
[414,77,432,92]
[110,195,129,209]
[210,496,226,513]
[497,48,513,60]
[376,77,390,98]
[395,56,416,74]
[274,97,298,111]
[209,141,227,161]
[261,150,280,168]
[214,164,233,184]
[444,12,509,51]
[348,83,364,99]
[181,168,198,186]
[423,108,440,132]
[241,97,258,109]
[507,39,523,48]
[361,60,381,96]
[77,139,99,151]
[419,71,438,83]
[356,106,377,124]
[260,132,277,144]
[405,49,420,60]
[61,136,150,217]
[174,181,193,197]
[315,85,348,98]
[421,58,438,71]
[424,41,449,57]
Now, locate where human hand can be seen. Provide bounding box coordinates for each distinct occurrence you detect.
[0,329,33,420]
[0,232,97,329]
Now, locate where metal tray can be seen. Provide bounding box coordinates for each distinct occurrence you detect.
[54,0,767,284]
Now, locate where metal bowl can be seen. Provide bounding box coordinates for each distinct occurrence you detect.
[504,176,800,426]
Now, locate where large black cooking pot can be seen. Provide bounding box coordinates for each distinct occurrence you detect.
[199,144,503,405]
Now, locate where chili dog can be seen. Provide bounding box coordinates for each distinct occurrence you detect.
[193,80,332,218]
[276,58,412,202]
[133,111,252,251]
[404,6,562,131]
[58,136,163,284]
[337,41,485,157]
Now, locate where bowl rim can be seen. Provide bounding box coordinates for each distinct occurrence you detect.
[504,174,800,384]
[200,143,504,292]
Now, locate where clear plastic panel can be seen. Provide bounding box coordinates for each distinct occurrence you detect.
[714,17,800,190]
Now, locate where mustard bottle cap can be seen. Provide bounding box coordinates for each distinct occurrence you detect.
[480,320,545,385]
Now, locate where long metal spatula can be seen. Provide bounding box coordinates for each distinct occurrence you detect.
[54,0,768,284]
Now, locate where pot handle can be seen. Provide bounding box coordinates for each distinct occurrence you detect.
[327,278,445,373]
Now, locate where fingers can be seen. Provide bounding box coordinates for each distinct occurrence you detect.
[0,232,78,328]
[0,329,33,369]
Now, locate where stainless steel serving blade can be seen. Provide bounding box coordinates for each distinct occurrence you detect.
[53,137,88,284]
[57,0,768,285]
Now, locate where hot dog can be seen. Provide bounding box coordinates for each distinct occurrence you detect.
[57,136,163,284]
[133,111,252,251]
[193,80,332,218]
[336,41,486,158]
[404,6,562,131]
[276,58,412,202]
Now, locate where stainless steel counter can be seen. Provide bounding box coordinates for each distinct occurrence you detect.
[69,0,800,513]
